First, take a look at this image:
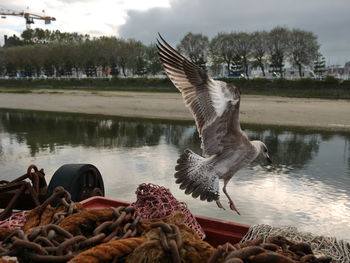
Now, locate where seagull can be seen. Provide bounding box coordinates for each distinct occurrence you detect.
[156,34,272,214]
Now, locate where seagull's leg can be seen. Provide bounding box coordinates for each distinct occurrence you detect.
[222,179,240,215]
[215,199,225,210]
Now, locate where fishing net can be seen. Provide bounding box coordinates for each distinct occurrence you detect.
[0,211,29,229]
[131,183,205,239]
[241,224,350,263]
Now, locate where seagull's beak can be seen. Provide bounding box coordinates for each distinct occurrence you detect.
[266,154,272,164]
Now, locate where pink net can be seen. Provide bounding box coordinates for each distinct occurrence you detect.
[0,211,30,229]
[131,183,205,239]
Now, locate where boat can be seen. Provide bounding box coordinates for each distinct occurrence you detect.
[81,196,250,247]
[2,163,250,247]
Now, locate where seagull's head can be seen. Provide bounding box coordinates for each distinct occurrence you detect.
[253,141,272,164]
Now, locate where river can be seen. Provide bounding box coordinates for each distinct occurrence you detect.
[0,109,349,241]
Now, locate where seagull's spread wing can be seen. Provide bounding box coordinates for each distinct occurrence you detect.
[157,35,245,155]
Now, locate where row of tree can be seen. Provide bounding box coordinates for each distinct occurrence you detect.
[178,27,322,77]
[0,26,323,78]
[2,29,160,77]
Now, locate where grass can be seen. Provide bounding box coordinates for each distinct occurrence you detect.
[0,78,349,99]
[0,88,33,94]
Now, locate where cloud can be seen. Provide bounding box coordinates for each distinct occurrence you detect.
[54,0,96,3]
[0,1,23,11]
[0,0,170,43]
[1,0,349,64]
[119,0,350,65]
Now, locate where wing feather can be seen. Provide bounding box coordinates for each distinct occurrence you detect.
[157,34,242,155]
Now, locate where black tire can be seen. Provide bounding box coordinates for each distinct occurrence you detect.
[47,164,105,202]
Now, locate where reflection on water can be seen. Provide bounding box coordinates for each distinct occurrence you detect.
[0,109,349,241]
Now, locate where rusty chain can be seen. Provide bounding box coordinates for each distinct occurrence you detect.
[92,206,141,243]
[37,186,78,225]
[0,187,142,262]
[207,236,333,263]
[0,165,46,221]
[150,222,183,263]
[207,242,237,263]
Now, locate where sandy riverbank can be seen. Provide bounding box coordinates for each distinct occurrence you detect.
[0,90,349,131]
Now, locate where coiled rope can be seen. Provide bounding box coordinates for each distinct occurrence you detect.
[241,224,350,263]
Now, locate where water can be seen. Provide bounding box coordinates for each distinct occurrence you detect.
[0,109,349,241]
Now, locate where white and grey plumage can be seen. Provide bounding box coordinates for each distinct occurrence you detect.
[157,35,271,214]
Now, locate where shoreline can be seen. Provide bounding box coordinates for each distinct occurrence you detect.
[1,90,350,131]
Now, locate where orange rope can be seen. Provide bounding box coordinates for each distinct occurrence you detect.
[58,209,114,235]
[23,203,85,233]
[68,237,144,263]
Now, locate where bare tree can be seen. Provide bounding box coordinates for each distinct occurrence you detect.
[267,26,290,77]
[115,38,129,77]
[125,39,146,76]
[251,31,268,77]
[177,32,209,68]
[210,33,237,76]
[96,37,122,77]
[288,29,319,77]
[233,32,252,78]
[145,44,162,76]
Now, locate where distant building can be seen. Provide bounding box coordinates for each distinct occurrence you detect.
[326,65,348,80]
[345,61,350,80]
[249,65,316,79]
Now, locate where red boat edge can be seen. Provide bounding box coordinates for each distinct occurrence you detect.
[80,196,250,247]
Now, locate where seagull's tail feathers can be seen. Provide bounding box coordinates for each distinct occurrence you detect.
[175,149,219,202]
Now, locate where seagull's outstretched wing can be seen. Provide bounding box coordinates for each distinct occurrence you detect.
[157,34,243,155]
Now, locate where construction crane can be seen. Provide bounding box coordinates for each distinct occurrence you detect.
[0,7,56,30]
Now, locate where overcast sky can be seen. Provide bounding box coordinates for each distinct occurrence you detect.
[1,0,349,65]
